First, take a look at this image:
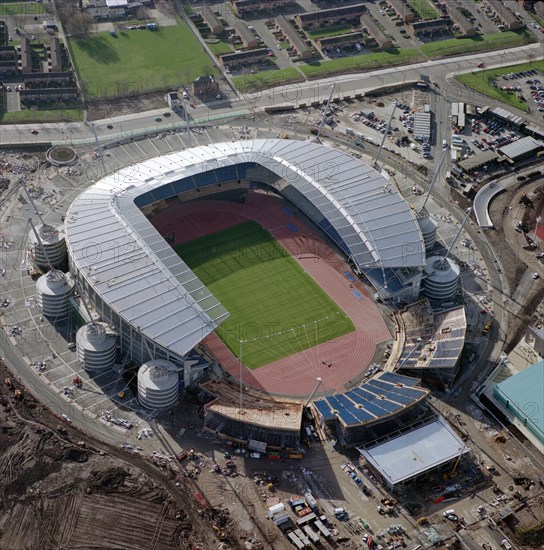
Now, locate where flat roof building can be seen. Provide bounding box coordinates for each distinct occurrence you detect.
[493,360,544,444]
[201,6,224,35]
[358,416,469,489]
[360,13,393,49]
[276,15,314,59]
[296,3,368,30]
[489,106,524,128]
[458,149,498,172]
[413,111,431,141]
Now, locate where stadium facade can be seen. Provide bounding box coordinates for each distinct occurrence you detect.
[64,139,426,371]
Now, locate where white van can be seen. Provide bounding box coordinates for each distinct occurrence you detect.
[442,139,448,148]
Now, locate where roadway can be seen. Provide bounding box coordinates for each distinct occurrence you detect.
[1,43,542,147]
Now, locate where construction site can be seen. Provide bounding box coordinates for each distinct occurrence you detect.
[0,358,271,550]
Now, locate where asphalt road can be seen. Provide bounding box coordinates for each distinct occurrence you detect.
[2,44,542,147]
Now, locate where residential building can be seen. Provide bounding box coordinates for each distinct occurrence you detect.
[276,15,314,59]
[410,17,450,35]
[316,32,362,54]
[534,0,544,18]
[442,0,476,36]
[360,13,393,49]
[483,0,523,29]
[192,74,219,97]
[201,6,224,35]
[220,48,269,67]
[387,0,415,23]
[232,0,292,18]
[19,37,32,73]
[20,87,79,102]
[0,46,18,76]
[234,22,259,49]
[295,3,368,30]
[49,38,62,72]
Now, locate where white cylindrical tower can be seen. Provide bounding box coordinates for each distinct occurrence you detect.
[36,270,75,319]
[76,322,117,372]
[421,256,460,301]
[29,224,67,269]
[137,360,179,410]
[416,209,438,251]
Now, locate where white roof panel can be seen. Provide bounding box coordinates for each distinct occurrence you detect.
[358,416,468,485]
[65,139,424,359]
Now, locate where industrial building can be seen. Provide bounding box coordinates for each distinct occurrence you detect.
[275,16,314,60]
[64,139,425,371]
[313,372,430,447]
[359,14,393,50]
[396,300,466,389]
[358,415,469,490]
[488,106,524,128]
[493,360,544,444]
[201,380,303,449]
[498,136,544,162]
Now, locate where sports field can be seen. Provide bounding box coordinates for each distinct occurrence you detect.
[175,221,354,369]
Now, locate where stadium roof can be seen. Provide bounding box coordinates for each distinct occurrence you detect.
[313,372,429,427]
[65,139,424,359]
[358,416,468,486]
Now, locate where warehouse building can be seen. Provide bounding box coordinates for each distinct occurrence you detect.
[498,136,544,162]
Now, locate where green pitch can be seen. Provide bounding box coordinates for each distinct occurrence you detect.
[175,221,354,369]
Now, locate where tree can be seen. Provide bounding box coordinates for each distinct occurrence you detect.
[66,12,94,37]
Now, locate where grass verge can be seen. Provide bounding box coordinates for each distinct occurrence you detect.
[0,109,84,123]
[456,59,544,113]
[231,68,303,92]
[175,221,354,369]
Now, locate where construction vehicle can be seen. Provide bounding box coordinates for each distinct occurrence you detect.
[4,378,13,389]
[212,526,227,540]
[72,376,82,388]
[482,320,493,336]
[14,389,23,400]
[117,390,125,399]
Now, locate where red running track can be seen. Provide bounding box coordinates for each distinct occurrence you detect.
[150,191,391,397]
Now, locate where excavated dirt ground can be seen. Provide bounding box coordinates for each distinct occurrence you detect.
[0,360,262,550]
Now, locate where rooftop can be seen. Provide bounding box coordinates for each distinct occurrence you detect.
[499,136,544,160]
[358,416,468,485]
[202,380,303,431]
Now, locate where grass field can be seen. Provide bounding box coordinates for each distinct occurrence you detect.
[231,68,303,93]
[175,221,354,369]
[456,59,544,113]
[0,109,84,123]
[407,0,438,20]
[69,21,215,98]
[0,2,45,15]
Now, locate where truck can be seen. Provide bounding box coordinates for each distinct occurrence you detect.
[303,490,319,513]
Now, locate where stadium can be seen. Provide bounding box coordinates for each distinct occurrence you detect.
[64,139,426,398]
